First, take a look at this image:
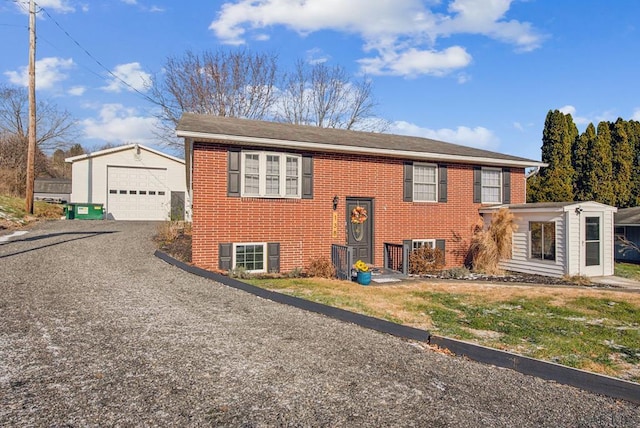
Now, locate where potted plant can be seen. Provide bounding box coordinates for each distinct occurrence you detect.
[354,260,371,285]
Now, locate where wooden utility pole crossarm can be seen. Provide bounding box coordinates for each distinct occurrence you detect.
[26,0,37,214]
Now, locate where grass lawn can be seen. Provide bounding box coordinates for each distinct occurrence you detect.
[0,194,63,227]
[247,277,640,382]
[616,262,640,281]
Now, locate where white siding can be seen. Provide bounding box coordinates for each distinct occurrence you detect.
[496,212,567,278]
[603,210,615,276]
[69,146,188,221]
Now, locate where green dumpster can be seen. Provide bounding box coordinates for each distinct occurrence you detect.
[65,203,75,219]
[72,203,104,220]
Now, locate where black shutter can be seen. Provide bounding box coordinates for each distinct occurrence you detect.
[502,169,511,204]
[219,243,233,271]
[438,165,447,203]
[403,162,413,202]
[267,242,280,273]
[435,239,446,264]
[302,155,313,199]
[228,150,241,197]
[473,166,482,203]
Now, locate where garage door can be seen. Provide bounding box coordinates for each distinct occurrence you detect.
[107,166,169,220]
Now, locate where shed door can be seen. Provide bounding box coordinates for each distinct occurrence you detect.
[581,213,604,276]
[107,166,168,220]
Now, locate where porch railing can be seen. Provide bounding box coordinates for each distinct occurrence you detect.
[384,242,411,275]
[331,244,354,280]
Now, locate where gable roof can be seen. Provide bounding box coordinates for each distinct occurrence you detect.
[65,144,184,164]
[34,178,72,194]
[480,201,618,214]
[616,207,640,226]
[176,113,545,168]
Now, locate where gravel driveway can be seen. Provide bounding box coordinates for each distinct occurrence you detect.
[1,220,639,427]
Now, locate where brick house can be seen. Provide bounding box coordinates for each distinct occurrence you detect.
[176,113,544,275]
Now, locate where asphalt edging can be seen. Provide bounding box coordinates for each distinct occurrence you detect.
[155,250,640,405]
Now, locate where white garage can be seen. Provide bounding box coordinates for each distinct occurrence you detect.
[66,144,188,221]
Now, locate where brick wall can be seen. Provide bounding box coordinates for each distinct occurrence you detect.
[192,142,526,272]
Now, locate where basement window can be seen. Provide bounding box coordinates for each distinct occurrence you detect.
[233,243,266,273]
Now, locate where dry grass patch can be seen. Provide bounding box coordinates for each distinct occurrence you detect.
[247,277,640,382]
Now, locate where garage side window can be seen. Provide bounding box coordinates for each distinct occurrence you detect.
[530,221,556,261]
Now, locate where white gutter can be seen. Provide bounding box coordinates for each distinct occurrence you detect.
[176,130,547,168]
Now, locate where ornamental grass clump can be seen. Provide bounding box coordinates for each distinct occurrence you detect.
[469,208,517,275]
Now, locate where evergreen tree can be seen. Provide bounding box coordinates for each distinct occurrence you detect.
[585,122,615,205]
[576,123,597,201]
[610,119,634,207]
[627,120,640,206]
[532,110,576,202]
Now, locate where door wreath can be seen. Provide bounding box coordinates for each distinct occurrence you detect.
[351,206,368,224]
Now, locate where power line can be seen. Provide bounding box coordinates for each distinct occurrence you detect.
[34,1,160,106]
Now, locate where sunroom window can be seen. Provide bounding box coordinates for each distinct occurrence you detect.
[530,222,556,261]
[241,152,302,198]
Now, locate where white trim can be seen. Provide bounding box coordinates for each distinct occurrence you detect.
[412,239,436,250]
[176,130,546,168]
[232,242,267,273]
[66,144,185,165]
[412,163,438,202]
[481,167,502,204]
[240,151,302,198]
[529,221,557,262]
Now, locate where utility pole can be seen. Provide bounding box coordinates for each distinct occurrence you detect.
[25,0,37,214]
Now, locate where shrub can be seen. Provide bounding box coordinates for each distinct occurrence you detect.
[229,266,252,279]
[286,267,304,278]
[409,246,445,275]
[306,257,336,278]
[441,266,471,279]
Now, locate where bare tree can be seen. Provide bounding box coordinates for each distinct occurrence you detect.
[149,49,279,148]
[0,132,49,196]
[0,84,78,152]
[276,61,388,132]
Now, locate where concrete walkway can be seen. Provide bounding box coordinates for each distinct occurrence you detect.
[591,275,640,290]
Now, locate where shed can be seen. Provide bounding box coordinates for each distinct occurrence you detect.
[615,206,640,263]
[66,144,188,221]
[480,202,617,278]
[34,178,71,203]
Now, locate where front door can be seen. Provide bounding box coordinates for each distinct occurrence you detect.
[581,213,604,276]
[346,198,373,264]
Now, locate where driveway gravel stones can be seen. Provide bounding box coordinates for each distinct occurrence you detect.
[1,220,639,427]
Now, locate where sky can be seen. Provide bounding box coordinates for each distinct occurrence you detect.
[2,0,640,162]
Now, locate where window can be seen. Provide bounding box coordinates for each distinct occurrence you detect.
[233,243,266,272]
[413,164,437,202]
[412,239,435,251]
[481,168,502,203]
[530,222,556,261]
[241,152,302,198]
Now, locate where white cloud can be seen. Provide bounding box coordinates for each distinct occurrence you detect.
[358,46,472,77]
[14,0,75,13]
[558,105,618,127]
[120,0,137,4]
[102,62,151,93]
[82,104,159,145]
[4,57,75,90]
[391,120,500,149]
[68,86,86,96]
[210,0,544,77]
[632,109,640,121]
